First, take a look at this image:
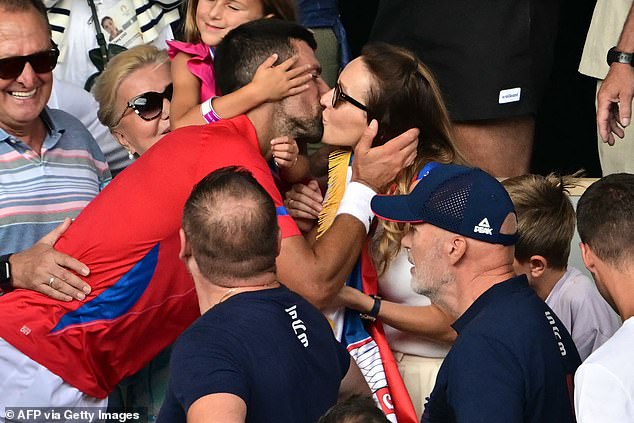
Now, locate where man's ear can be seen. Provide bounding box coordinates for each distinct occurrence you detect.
[447,235,467,265]
[528,255,547,278]
[580,242,597,274]
[179,228,192,261]
[276,228,282,257]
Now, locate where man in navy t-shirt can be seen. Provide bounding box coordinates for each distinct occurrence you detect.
[157,167,367,423]
[371,164,581,423]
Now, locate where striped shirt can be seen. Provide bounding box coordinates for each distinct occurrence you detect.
[0,108,111,255]
[48,0,181,62]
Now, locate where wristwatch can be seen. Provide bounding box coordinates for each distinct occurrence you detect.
[607,47,634,66]
[0,254,12,291]
[360,295,382,322]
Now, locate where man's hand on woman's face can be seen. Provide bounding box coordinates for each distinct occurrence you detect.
[351,120,419,193]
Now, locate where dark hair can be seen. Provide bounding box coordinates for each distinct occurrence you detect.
[318,396,389,423]
[502,174,577,269]
[215,19,316,95]
[182,167,279,281]
[577,173,634,268]
[0,0,49,26]
[101,16,113,26]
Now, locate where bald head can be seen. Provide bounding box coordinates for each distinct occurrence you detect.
[182,167,279,282]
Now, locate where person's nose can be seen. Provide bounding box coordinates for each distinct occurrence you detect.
[402,232,412,249]
[15,62,39,87]
[316,77,330,97]
[209,1,223,19]
[320,85,334,108]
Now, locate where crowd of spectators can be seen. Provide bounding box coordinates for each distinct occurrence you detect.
[0,0,632,422]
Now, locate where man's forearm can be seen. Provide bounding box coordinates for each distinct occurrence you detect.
[278,214,367,310]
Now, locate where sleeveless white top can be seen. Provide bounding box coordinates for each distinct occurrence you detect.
[378,248,450,358]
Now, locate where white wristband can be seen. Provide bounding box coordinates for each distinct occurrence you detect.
[336,181,377,233]
[201,96,221,123]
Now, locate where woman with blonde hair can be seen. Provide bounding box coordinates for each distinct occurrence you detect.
[93,44,172,160]
[287,42,464,420]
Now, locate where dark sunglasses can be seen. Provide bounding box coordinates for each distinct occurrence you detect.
[0,46,60,80]
[332,81,367,112]
[117,83,173,124]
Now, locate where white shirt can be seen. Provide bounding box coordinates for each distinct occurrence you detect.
[48,0,176,88]
[378,248,450,358]
[326,166,449,358]
[575,317,634,422]
[579,0,633,80]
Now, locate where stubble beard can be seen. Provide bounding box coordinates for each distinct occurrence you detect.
[412,270,454,304]
[410,247,455,307]
[273,102,324,144]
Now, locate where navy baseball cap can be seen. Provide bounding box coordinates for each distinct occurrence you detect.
[371,164,518,245]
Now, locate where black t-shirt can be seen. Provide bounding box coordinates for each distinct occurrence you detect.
[157,285,350,423]
[422,276,581,423]
[370,1,560,121]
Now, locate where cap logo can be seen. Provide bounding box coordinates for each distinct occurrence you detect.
[474,218,493,235]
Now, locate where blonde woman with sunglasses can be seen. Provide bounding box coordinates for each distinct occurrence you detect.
[93,44,172,159]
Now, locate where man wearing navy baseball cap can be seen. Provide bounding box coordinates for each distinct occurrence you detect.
[371,164,581,423]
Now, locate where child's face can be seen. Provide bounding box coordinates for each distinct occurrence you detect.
[196,0,264,47]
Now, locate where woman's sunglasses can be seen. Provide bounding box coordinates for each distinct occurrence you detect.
[117,83,173,124]
[0,46,60,80]
[332,81,367,112]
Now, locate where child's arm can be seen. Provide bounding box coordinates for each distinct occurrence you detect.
[169,52,208,128]
[171,54,313,129]
[271,136,311,184]
[210,54,314,120]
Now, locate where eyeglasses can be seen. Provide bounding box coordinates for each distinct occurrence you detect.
[0,46,60,79]
[116,83,173,124]
[332,81,367,112]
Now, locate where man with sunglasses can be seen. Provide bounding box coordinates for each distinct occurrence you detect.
[0,18,416,411]
[0,0,110,303]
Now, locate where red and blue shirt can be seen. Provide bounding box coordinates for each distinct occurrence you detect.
[0,115,300,398]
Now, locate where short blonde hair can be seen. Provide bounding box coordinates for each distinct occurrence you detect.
[92,45,169,129]
[502,173,577,269]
